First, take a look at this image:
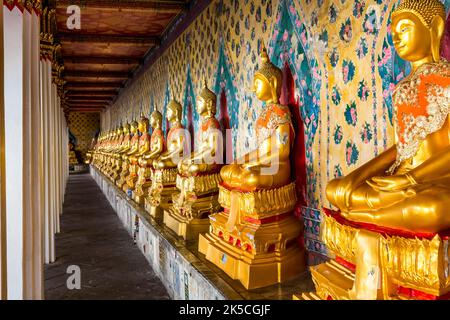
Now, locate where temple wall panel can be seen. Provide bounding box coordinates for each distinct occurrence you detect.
[101,0,450,259]
[69,112,100,161]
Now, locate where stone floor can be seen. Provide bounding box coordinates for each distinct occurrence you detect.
[44,173,170,300]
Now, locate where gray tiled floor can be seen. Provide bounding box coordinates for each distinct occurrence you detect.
[44,173,170,300]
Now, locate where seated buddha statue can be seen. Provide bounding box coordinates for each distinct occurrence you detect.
[153,100,186,170]
[116,120,139,190]
[110,123,130,182]
[326,0,450,234]
[220,45,293,191]
[301,0,450,301]
[134,111,165,204]
[146,99,186,217]
[112,123,132,182]
[177,80,222,177]
[198,44,304,289]
[106,126,124,178]
[101,131,115,174]
[125,115,150,195]
[163,82,223,239]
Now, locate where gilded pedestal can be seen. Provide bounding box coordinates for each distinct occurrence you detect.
[198,183,305,289]
[298,209,450,300]
[134,164,153,205]
[163,173,222,240]
[145,168,178,221]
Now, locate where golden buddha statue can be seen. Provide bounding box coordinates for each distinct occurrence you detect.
[198,43,305,289]
[153,100,185,171]
[125,115,151,196]
[177,80,222,176]
[112,123,132,182]
[116,121,139,191]
[163,81,223,240]
[146,99,186,219]
[101,130,115,174]
[134,111,165,205]
[106,126,124,179]
[110,123,130,182]
[301,0,450,300]
[85,136,97,165]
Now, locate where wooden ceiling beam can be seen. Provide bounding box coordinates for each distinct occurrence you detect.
[67,91,118,97]
[68,97,112,102]
[67,102,109,107]
[58,33,161,46]
[65,70,131,79]
[69,108,103,113]
[55,0,188,13]
[63,56,141,65]
[65,82,123,89]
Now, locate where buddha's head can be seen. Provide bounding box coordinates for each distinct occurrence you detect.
[391,0,446,64]
[167,99,182,123]
[138,114,150,133]
[253,42,282,104]
[150,110,162,129]
[130,120,139,134]
[122,123,130,135]
[197,80,217,117]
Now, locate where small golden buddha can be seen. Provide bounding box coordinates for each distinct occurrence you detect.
[326,0,450,234]
[126,115,151,194]
[220,43,293,192]
[134,111,165,204]
[153,100,186,170]
[178,80,222,177]
[106,125,124,178]
[301,0,450,301]
[163,82,223,239]
[146,99,186,218]
[110,123,131,182]
[117,120,139,190]
[198,43,304,289]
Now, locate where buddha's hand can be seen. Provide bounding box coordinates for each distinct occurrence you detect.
[328,177,356,211]
[366,174,416,193]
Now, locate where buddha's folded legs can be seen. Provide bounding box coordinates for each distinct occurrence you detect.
[343,184,450,233]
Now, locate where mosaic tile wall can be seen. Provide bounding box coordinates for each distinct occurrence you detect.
[101,0,450,258]
[69,112,100,160]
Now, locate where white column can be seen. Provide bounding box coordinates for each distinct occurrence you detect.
[4,5,43,300]
[4,6,25,300]
[0,2,6,300]
[41,60,54,265]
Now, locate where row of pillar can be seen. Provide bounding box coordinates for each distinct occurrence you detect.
[0,4,68,300]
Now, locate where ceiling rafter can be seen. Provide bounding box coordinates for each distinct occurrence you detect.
[55,0,188,13]
[65,70,131,79]
[58,33,161,46]
[65,82,124,89]
[63,56,141,65]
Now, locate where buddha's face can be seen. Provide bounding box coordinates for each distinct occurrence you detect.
[130,125,137,134]
[138,121,146,133]
[150,115,158,128]
[392,12,432,62]
[167,106,175,122]
[197,97,208,115]
[253,76,272,102]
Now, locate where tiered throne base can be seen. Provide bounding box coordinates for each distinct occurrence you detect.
[133,166,153,205]
[145,168,178,221]
[163,172,222,241]
[199,182,305,290]
[297,209,450,300]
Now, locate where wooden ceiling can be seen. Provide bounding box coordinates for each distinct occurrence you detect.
[53,0,189,113]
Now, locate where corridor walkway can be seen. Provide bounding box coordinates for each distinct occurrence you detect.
[44,174,170,300]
